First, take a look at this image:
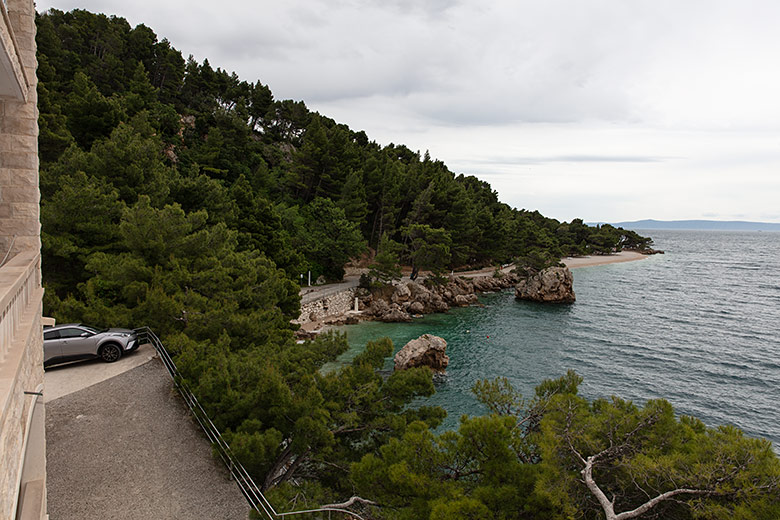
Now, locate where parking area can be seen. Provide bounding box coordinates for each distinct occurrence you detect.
[44,342,157,403]
[45,350,251,519]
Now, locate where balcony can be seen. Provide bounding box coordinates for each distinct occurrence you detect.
[0,250,45,520]
[0,0,30,101]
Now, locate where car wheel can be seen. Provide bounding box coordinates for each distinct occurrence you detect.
[100,343,122,363]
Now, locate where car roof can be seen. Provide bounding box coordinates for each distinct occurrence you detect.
[45,323,87,331]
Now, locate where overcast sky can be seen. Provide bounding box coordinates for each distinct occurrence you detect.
[36,0,780,223]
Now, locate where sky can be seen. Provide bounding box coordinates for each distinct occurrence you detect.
[36,0,780,223]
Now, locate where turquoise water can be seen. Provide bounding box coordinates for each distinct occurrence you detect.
[334,230,780,444]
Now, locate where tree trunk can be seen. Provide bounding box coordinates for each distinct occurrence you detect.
[274,448,311,488]
[582,456,617,520]
[262,444,293,491]
[581,454,713,520]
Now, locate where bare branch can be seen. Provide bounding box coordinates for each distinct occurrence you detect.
[581,455,618,520]
[614,488,714,520]
[321,495,379,509]
[582,453,715,520]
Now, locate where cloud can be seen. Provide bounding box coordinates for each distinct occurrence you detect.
[357,0,461,18]
[38,0,780,130]
[34,0,780,223]
[457,154,668,166]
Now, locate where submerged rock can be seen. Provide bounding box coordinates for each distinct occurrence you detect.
[394,334,449,373]
[515,266,576,303]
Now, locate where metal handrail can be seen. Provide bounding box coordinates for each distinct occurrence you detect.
[133,327,367,520]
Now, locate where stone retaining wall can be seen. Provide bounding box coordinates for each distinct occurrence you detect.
[295,288,357,325]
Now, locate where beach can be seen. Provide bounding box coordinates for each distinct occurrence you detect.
[562,250,647,269]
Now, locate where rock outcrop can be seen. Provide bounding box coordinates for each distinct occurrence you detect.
[514,266,576,303]
[394,334,449,373]
[362,273,519,322]
[380,304,413,323]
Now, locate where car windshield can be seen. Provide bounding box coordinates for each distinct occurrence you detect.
[81,325,102,334]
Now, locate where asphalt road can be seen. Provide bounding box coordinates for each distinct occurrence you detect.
[300,275,361,304]
[46,360,251,520]
[298,265,514,305]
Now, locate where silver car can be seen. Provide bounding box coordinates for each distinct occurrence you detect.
[43,323,139,367]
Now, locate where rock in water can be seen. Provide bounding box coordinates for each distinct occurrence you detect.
[515,266,576,303]
[394,334,449,373]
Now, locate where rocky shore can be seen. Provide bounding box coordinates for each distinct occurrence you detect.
[312,265,577,330]
[296,251,652,337]
[360,272,520,323]
[295,271,521,337]
[515,266,575,303]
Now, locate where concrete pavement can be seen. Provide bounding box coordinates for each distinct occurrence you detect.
[45,351,251,519]
[44,343,157,403]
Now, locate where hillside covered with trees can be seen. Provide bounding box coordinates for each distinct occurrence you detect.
[36,9,779,519]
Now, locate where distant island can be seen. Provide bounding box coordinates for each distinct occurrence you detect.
[596,219,780,232]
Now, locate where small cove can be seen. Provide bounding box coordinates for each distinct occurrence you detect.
[332,230,780,445]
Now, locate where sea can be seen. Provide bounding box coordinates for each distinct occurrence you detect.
[333,230,780,446]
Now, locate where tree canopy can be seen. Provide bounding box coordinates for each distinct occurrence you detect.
[350,374,780,519]
[37,8,652,302]
[34,9,777,520]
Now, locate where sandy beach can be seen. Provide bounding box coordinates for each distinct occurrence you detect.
[562,250,647,269]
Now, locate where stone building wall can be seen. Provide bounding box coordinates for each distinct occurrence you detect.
[0,290,43,519]
[0,0,44,517]
[0,0,39,257]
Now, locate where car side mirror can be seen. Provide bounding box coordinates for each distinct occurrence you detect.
[80,332,90,337]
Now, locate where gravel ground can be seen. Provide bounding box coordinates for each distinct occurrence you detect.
[46,360,251,520]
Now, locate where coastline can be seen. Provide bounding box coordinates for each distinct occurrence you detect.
[562,250,647,269]
[297,251,649,336]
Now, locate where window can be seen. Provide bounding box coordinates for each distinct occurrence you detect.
[58,328,87,339]
[43,330,60,341]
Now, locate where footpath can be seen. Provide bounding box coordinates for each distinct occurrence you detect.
[45,346,250,520]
